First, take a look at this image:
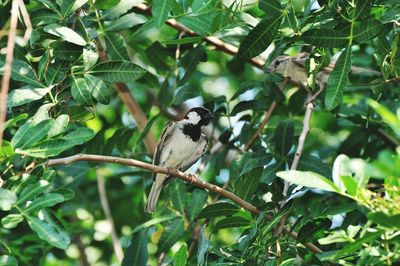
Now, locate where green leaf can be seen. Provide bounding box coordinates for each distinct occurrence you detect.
[174,243,188,266]
[44,61,68,85]
[122,230,148,266]
[301,29,348,48]
[146,41,171,72]
[353,19,382,43]
[11,119,54,149]
[57,0,87,17]
[324,46,352,110]
[24,193,65,213]
[17,180,50,205]
[0,255,18,266]
[83,42,98,70]
[198,202,239,219]
[0,141,13,158]
[48,114,69,138]
[234,167,262,201]
[340,176,358,196]
[368,99,400,135]
[297,218,332,243]
[159,218,184,252]
[259,0,281,16]
[94,0,121,9]
[1,214,24,229]
[162,36,203,45]
[173,86,199,105]
[103,0,145,20]
[274,121,294,157]
[169,181,187,214]
[104,33,130,61]
[214,216,251,231]
[71,77,93,106]
[0,59,44,87]
[179,45,206,85]
[261,161,285,184]
[0,189,17,211]
[177,12,218,35]
[197,226,209,266]
[296,154,332,179]
[52,42,82,61]
[44,24,86,46]
[135,113,160,147]
[276,170,340,193]
[367,212,400,229]
[187,189,208,220]
[7,86,53,107]
[27,216,70,249]
[105,13,147,31]
[153,0,173,28]
[334,231,382,259]
[238,14,283,60]
[89,61,146,82]
[30,10,60,26]
[84,74,111,104]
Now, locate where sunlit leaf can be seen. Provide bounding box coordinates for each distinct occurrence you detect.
[0,189,17,211]
[44,24,86,46]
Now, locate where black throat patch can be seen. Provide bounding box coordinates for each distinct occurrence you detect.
[182,124,201,142]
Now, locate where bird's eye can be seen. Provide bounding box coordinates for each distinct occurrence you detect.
[274,60,280,66]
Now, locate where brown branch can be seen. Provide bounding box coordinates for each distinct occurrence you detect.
[97,173,123,262]
[47,153,323,254]
[0,0,19,147]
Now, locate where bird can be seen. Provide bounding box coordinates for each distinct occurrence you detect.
[144,107,214,213]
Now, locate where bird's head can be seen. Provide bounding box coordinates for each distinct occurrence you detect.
[184,107,214,126]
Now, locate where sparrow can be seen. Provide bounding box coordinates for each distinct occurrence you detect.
[145,107,214,213]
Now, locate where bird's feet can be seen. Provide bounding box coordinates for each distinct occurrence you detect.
[187,173,197,184]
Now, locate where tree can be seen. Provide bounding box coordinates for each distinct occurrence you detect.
[0,0,399,265]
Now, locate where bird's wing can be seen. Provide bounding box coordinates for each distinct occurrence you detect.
[163,134,208,185]
[152,121,175,180]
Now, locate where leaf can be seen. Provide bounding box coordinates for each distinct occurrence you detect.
[261,161,285,184]
[103,0,144,19]
[24,193,65,213]
[169,181,187,214]
[276,170,340,193]
[146,41,171,72]
[27,216,70,249]
[353,19,382,43]
[198,202,239,219]
[48,114,69,138]
[238,14,283,60]
[301,29,348,48]
[368,99,400,135]
[367,212,400,229]
[105,13,147,31]
[324,46,352,110]
[177,12,218,35]
[158,218,184,252]
[179,45,206,85]
[11,119,54,149]
[83,42,98,70]
[52,42,82,61]
[44,61,68,85]
[122,230,148,266]
[0,59,44,87]
[274,121,294,157]
[340,176,358,196]
[334,231,382,259]
[162,36,203,45]
[94,0,121,9]
[57,0,88,17]
[7,86,53,107]
[44,24,86,46]
[0,188,17,211]
[17,180,50,205]
[1,214,24,229]
[84,74,111,104]
[172,86,199,105]
[259,0,281,16]
[104,32,130,61]
[174,243,188,266]
[234,167,262,201]
[296,154,332,179]
[89,61,146,82]
[71,77,93,106]
[30,10,60,26]
[135,113,160,147]
[214,216,251,231]
[187,189,208,220]
[153,0,173,28]
[297,218,332,243]
[0,255,18,266]
[197,226,209,266]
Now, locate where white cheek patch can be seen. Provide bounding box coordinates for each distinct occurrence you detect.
[187,111,201,124]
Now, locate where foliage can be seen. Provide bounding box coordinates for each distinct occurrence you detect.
[0,0,399,265]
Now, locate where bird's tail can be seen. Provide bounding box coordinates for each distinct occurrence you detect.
[145,178,164,213]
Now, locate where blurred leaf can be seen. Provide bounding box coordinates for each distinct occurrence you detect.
[177,12,218,35]
[296,154,332,179]
[214,216,251,231]
[104,32,130,61]
[174,243,188,266]
[197,226,209,266]
[71,77,93,106]
[198,202,239,219]
[169,181,187,214]
[27,216,70,249]
[24,193,65,213]
[153,0,173,28]
[1,214,24,229]
[30,10,60,26]
[368,99,400,135]
[44,24,86,46]
[297,218,332,243]
[17,180,50,205]
[11,119,54,149]
[7,86,53,108]
[89,61,146,82]
[173,86,199,105]
[57,0,88,17]
[187,189,208,220]
[48,115,69,138]
[106,13,147,31]
[276,170,340,192]
[0,189,17,211]
[301,29,348,48]
[0,255,18,266]
[94,0,121,9]
[273,120,294,157]
[367,212,400,229]
[334,231,382,259]
[179,45,206,85]
[83,42,98,70]
[84,74,111,104]
[325,46,352,110]
[353,19,382,43]
[159,218,184,252]
[234,167,262,201]
[0,59,44,87]
[162,36,203,45]
[122,230,148,266]
[340,175,358,196]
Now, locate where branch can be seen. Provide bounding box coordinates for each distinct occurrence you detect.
[47,153,322,254]
[0,0,19,147]
[97,173,123,262]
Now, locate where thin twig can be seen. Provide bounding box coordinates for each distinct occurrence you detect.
[47,153,323,254]
[97,173,123,262]
[16,0,32,43]
[0,0,19,147]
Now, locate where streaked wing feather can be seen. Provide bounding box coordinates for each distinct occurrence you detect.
[153,121,175,180]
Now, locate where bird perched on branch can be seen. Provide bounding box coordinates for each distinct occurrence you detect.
[145,107,214,213]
